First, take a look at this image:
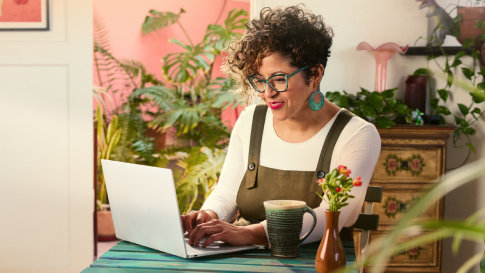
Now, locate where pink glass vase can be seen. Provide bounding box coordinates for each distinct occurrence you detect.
[357,42,408,92]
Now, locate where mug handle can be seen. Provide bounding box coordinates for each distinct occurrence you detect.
[299,206,317,244]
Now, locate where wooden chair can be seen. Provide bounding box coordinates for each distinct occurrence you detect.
[341,185,383,273]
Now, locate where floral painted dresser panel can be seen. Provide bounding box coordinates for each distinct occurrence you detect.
[368,125,454,273]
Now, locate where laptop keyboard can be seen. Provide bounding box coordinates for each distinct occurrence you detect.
[183,236,224,248]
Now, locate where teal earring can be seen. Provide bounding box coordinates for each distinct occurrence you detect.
[309,90,324,111]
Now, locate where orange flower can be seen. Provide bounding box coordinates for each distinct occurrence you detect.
[337,165,351,177]
[353,176,362,187]
[316,177,326,184]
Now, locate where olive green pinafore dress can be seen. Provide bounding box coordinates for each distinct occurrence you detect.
[235,104,353,224]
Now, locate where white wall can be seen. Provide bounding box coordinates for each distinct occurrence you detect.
[251,0,484,272]
[0,0,93,272]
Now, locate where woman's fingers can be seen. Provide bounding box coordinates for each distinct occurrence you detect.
[181,210,216,235]
[201,232,224,248]
[189,222,222,246]
[181,211,197,234]
[195,210,211,226]
[188,220,254,247]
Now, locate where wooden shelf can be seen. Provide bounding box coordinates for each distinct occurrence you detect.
[405,46,473,56]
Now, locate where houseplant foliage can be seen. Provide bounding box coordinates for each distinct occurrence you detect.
[127,8,248,213]
[94,15,162,166]
[95,105,122,210]
[326,88,413,129]
[335,78,485,273]
[411,1,485,167]
[337,158,485,273]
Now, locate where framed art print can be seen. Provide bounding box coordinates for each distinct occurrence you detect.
[0,0,49,31]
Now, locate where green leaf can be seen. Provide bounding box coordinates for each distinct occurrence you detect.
[362,105,377,118]
[451,59,462,68]
[462,127,476,135]
[162,40,212,83]
[412,68,431,76]
[470,89,485,103]
[326,91,349,108]
[375,117,395,128]
[463,38,475,49]
[466,142,477,154]
[438,89,449,102]
[454,116,469,127]
[204,9,248,53]
[142,8,184,34]
[461,67,475,80]
[480,67,485,77]
[367,92,384,112]
[381,89,395,99]
[447,71,454,87]
[471,107,481,115]
[430,98,439,108]
[458,104,469,116]
[436,106,451,115]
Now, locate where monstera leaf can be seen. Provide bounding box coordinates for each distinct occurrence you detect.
[142,8,185,34]
[204,9,248,53]
[162,40,215,84]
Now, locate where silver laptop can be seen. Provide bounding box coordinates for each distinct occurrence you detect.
[101,159,257,258]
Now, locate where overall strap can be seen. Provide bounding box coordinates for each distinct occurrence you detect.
[310,110,353,192]
[245,104,268,189]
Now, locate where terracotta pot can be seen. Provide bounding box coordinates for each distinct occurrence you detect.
[457,7,485,46]
[457,7,485,66]
[315,210,346,273]
[97,210,116,241]
[145,127,166,150]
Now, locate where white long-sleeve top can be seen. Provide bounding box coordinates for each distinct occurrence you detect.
[201,104,381,244]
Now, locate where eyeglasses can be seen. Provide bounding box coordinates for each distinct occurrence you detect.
[247,66,309,93]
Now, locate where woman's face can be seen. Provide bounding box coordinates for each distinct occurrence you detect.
[255,52,317,122]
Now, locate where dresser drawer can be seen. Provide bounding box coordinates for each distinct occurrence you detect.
[367,231,441,269]
[371,185,441,227]
[372,147,443,183]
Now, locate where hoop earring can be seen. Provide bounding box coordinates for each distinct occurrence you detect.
[309,90,324,111]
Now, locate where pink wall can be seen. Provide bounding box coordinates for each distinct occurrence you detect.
[0,0,42,22]
[94,0,249,128]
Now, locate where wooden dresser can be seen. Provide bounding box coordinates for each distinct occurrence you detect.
[368,125,454,272]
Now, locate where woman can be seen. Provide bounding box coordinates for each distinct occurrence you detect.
[181,5,381,248]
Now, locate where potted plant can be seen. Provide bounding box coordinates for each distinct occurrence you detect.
[129,8,248,213]
[95,105,122,241]
[412,0,485,167]
[93,8,249,214]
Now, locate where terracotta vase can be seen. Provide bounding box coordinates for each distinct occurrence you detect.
[315,210,346,273]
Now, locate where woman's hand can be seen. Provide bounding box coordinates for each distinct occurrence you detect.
[188,219,269,247]
[181,210,218,235]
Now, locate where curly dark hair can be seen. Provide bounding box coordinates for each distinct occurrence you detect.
[222,5,333,102]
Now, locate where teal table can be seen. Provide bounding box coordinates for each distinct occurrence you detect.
[82,240,356,273]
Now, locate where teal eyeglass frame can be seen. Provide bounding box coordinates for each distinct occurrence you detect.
[248,65,309,93]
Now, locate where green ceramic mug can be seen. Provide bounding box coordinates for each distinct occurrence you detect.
[263,200,317,258]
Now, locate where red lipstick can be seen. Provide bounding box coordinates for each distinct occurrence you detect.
[268,102,284,110]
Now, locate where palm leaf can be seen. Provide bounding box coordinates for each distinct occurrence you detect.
[175,147,226,213]
[130,86,179,112]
